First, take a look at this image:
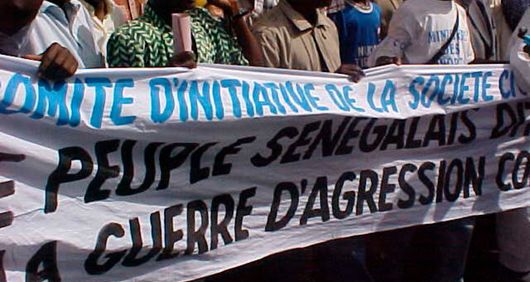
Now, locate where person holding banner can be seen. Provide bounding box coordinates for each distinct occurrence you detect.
[0,0,87,80]
[366,1,477,281]
[368,0,475,66]
[5,0,105,68]
[252,0,364,81]
[498,8,530,281]
[106,0,263,67]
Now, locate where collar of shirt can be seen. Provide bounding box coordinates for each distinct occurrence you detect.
[278,0,332,31]
[41,0,83,24]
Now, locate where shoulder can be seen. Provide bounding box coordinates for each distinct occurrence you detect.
[111,19,158,40]
[252,7,288,34]
[372,2,382,14]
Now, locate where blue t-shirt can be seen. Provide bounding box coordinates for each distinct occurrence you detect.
[331,2,381,68]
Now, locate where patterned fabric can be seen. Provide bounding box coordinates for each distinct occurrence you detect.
[107,4,248,67]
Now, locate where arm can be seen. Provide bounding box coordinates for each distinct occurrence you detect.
[23,43,78,81]
[208,0,264,66]
[368,5,412,67]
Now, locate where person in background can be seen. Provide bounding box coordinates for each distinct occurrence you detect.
[329,0,382,69]
[494,0,530,59]
[327,0,346,13]
[204,2,225,18]
[367,0,475,281]
[499,9,530,282]
[113,0,146,19]
[252,0,364,81]
[107,0,263,67]
[369,0,474,66]
[1,0,105,69]
[457,0,497,61]
[0,0,104,80]
[79,0,127,63]
[250,1,366,281]
[374,0,403,38]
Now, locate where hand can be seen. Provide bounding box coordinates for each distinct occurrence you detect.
[207,0,239,17]
[375,56,401,67]
[336,64,365,83]
[167,51,197,69]
[23,43,78,81]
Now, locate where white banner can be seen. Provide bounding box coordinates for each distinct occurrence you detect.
[0,54,529,281]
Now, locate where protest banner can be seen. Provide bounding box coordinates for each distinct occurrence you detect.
[0,54,528,281]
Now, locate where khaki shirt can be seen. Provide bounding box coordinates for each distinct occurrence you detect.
[252,0,341,72]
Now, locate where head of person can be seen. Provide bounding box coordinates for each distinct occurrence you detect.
[286,0,332,10]
[149,0,196,14]
[0,0,43,35]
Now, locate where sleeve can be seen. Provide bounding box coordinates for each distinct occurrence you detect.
[367,5,414,67]
[253,29,281,68]
[201,11,248,66]
[225,36,249,66]
[106,29,146,67]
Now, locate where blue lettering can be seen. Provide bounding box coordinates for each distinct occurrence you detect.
[111,78,135,125]
[0,74,36,114]
[264,82,286,114]
[69,78,84,127]
[221,79,242,118]
[31,80,69,125]
[482,71,493,101]
[86,77,112,128]
[177,80,189,121]
[253,82,277,116]
[149,78,174,123]
[408,77,424,110]
[212,80,224,120]
[457,73,470,104]
[303,84,327,111]
[189,81,213,121]
[325,84,349,111]
[241,81,254,117]
[439,74,453,105]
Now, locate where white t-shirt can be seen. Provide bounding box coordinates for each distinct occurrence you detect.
[368,0,475,65]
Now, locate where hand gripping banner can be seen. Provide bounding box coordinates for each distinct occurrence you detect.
[0,54,528,281]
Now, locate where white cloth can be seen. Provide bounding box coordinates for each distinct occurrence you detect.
[79,0,127,61]
[368,0,475,65]
[500,10,530,272]
[0,0,104,68]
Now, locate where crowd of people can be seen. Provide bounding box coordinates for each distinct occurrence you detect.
[0,0,529,281]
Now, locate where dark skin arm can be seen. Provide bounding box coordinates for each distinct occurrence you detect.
[208,0,264,66]
[167,51,198,68]
[0,1,79,80]
[23,43,79,81]
[336,64,365,83]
